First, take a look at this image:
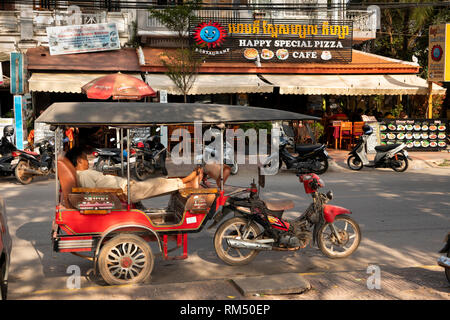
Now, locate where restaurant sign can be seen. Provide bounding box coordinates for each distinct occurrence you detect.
[46,23,120,56]
[428,24,450,82]
[189,18,353,63]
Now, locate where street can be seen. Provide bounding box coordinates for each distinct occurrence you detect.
[1,164,450,300]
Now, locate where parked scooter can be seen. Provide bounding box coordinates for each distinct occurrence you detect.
[0,126,20,178]
[347,124,411,172]
[14,138,55,185]
[212,170,361,266]
[265,126,329,175]
[134,131,168,180]
[93,136,138,175]
[437,232,450,283]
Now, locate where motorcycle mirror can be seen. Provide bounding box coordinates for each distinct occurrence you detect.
[49,125,57,132]
[327,191,333,200]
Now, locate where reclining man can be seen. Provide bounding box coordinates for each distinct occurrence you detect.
[65,147,203,204]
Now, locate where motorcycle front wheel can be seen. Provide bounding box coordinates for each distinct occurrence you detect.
[317,215,361,259]
[230,161,239,175]
[347,155,363,171]
[15,160,33,185]
[391,154,408,172]
[214,217,261,266]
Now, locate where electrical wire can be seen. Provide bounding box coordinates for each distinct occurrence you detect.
[1,0,449,10]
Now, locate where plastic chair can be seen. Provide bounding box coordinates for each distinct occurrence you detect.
[339,122,353,149]
[352,122,365,144]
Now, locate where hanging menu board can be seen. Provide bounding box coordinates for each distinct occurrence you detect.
[379,119,448,151]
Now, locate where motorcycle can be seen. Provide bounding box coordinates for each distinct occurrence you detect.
[134,133,168,180]
[0,126,20,178]
[437,232,450,283]
[265,126,329,175]
[212,170,361,266]
[14,138,55,185]
[93,147,129,174]
[347,125,411,172]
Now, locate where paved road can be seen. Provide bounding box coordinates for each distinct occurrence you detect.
[1,165,449,299]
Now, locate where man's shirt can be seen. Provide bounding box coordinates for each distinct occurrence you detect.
[76,169,127,191]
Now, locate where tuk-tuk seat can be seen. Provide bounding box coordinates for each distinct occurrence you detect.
[57,155,126,209]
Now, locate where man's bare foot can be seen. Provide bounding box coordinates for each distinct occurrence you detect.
[181,168,199,183]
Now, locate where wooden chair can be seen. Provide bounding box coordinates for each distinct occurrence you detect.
[352,122,365,145]
[339,122,353,149]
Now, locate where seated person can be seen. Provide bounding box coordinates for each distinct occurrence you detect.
[65,147,203,204]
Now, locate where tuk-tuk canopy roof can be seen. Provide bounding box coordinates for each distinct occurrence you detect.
[36,102,319,126]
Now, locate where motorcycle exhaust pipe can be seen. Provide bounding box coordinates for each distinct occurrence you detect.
[24,168,42,175]
[226,238,273,251]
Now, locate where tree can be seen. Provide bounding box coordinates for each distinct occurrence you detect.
[159,48,201,103]
[149,1,202,102]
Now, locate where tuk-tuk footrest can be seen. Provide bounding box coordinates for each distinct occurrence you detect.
[162,234,188,260]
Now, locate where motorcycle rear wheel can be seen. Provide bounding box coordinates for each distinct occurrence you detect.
[214,217,261,266]
[135,159,151,181]
[15,161,33,185]
[317,215,361,259]
[347,155,363,171]
[391,154,408,172]
[312,154,329,175]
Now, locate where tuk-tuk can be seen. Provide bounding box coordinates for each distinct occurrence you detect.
[36,102,319,285]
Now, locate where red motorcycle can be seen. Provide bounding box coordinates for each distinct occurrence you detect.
[213,171,361,265]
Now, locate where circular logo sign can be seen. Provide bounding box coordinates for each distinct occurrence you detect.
[431,44,443,62]
[194,21,227,48]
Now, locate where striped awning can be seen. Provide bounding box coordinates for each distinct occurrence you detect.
[145,74,273,95]
[262,74,447,96]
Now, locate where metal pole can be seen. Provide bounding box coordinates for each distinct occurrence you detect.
[427,81,433,119]
[54,127,60,206]
[120,128,124,176]
[127,129,131,207]
[220,127,224,191]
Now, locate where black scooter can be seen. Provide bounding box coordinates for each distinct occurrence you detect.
[265,127,329,175]
[0,130,19,178]
[93,147,126,173]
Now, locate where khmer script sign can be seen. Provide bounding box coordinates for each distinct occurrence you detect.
[189,18,353,63]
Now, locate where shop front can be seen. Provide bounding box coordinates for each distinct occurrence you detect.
[140,42,447,152]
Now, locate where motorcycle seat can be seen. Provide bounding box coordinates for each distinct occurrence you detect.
[374,144,401,152]
[263,200,295,211]
[295,144,322,154]
[23,150,39,156]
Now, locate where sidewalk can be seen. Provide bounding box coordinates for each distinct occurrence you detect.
[13,265,449,300]
[327,149,450,171]
[164,149,450,176]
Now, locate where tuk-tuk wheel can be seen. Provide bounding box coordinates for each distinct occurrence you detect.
[98,234,154,285]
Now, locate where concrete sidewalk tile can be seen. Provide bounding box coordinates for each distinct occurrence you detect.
[231,273,311,297]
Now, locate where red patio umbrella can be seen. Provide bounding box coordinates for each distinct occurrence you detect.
[81,72,156,100]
